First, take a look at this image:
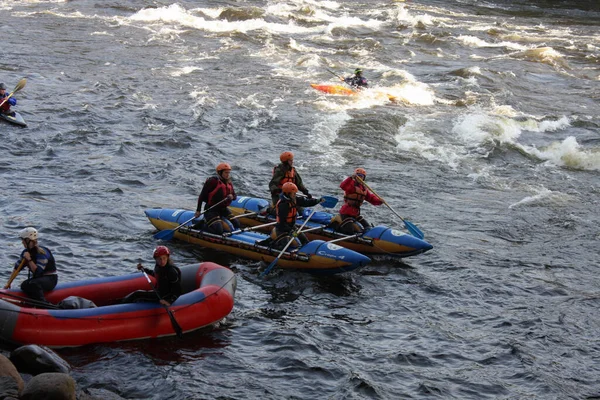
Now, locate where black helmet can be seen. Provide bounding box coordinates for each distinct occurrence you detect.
[354,68,363,75]
[0,83,6,90]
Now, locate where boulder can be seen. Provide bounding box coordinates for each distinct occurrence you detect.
[20,372,76,400]
[0,353,24,396]
[10,345,70,375]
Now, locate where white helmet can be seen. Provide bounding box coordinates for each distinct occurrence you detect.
[19,227,38,241]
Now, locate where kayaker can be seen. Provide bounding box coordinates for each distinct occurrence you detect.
[11,227,58,304]
[0,82,17,115]
[194,162,240,234]
[266,151,313,216]
[329,168,383,234]
[126,246,182,306]
[343,68,368,90]
[264,182,322,249]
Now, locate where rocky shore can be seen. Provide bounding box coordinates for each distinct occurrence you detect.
[0,345,125,400]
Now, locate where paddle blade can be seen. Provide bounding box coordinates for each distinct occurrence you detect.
[260,258,279,277]
[165,308,183,339]
[320,195,338,208]
[153,229,175,241]
[404,220,424,239]
[14,78,26,92]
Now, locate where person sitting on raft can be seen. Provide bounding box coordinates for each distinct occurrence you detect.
[194,162,240,234]
[124,246,182,306]
[262,182,322,250]
[11,227,58,305]
[329,168,382,234]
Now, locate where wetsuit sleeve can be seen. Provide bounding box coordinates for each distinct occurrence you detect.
[294,169,309,194]
[197,177,218,212]
[297,197,320,207]
[269,165,284,195]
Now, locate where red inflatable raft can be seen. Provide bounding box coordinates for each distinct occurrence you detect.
[0,262,236,347]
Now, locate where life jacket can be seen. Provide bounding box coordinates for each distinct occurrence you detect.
[273,165,296,189]
[0,94,11,113]
[343,181,367,208]
[207,176,234,207]
[276,197,297,226]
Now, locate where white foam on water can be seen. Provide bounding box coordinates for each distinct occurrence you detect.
[307,111,351,168]
[525,136,600,171]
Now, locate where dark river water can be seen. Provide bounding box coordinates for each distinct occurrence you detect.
[1,0,599,399]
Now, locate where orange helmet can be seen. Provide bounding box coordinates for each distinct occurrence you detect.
[216,162,232,174]
[280,151,294,163]
[153,245,170,258]
[282,182,298,195]
[354,168,367,177]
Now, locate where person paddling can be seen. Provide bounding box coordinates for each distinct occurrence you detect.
[343,68,368,90]
[194,162,240,234]
[329,168,383,234]
[124,246,182,306]
[0,82,18,115]
[264,182,322,249]
[11,227,58,304]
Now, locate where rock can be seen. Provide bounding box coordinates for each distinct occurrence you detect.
[20,372,76,400]
[10,345,71,375]
[0,354,24,396]
[0,376,21,399]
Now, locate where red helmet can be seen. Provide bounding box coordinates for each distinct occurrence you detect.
[354,168,367,177]
[216,162,232,174]
[153,245,170,258]
[280,151,294,163]
[282,182,298,195]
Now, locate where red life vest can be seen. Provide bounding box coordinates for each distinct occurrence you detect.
[0,95,11,113]
[344,182,367,208]
[207,177,234,207]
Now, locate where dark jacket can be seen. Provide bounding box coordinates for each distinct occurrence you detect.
[197,176,237,212]
[143,263,182,304]
[344,76,368,89]
[275,194,320,234]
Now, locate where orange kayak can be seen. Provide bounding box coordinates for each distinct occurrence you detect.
[310,83,357,96]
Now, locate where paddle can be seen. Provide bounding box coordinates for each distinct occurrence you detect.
[4,259,26,289]
[230,211,258,220]
[327,232,364,244]
[225,221,277,236]
[141,269,183,339]
[326,68,345,82]
[314,195,337,209]
[0,78,27,108]
[297,194,337,209]
[0,291,60,309]
[153,197,229,240]
[259,208,319,278]
[355,176,424,239]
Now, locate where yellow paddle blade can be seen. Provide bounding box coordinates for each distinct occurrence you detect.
[13,78,26,92]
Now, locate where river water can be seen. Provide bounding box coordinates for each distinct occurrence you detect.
[1,0,599,399]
